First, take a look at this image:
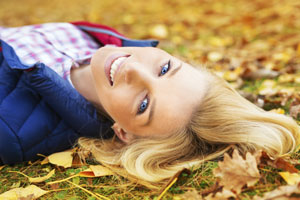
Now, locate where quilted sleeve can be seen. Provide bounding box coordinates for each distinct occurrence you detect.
[22,62,114,139]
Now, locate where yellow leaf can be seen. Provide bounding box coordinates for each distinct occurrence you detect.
[223,71,238,82]
[48,151,73,168]
[122,14,135,24]
[149,24,168,39]
[0,166,5,171]
[269,108,285,114]
[29,169,55,183]
[79,165,114,177]
[272,52,291,62]
[278,74,294,83]
[258,80,278,95]
[297,43,300,56]
[279,172,300,185]
[89,165,114,177]
[208,51,223,62]
[0,185,48,200]
[41,157,49,165]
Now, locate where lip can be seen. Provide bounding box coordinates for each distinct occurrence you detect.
[104,52,130,86]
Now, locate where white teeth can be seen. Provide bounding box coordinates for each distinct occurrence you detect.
[110,56,127,83]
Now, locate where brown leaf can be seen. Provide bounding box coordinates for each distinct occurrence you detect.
[213,149,260,194]
[49,183,59,190]
[289,104,300,119]
[177,189,203,200]
[259,152,298,173]
[253,182,300,200]
[205,188,236,200]
[72,152,86,167]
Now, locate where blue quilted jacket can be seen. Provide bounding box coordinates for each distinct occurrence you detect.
[0,23,158,165]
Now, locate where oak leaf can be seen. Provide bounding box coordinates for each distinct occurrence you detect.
[213,149,260,194]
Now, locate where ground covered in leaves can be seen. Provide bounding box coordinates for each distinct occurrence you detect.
[0,0,300,199]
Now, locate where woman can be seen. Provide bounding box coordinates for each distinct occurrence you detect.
[75,46,300,187]
[1,22,299,188]
[0,21,158,164]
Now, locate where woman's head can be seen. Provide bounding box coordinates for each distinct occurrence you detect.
[79,51,300,187]
[90,46,210,142]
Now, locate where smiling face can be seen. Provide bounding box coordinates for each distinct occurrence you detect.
[90,46,209,142]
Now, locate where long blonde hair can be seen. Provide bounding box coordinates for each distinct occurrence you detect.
[78,66,300,188]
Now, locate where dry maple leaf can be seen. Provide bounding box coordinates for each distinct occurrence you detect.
[253,182,300,200]
[213,149,260,194]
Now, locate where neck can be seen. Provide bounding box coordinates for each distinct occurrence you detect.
[70,65,99,105]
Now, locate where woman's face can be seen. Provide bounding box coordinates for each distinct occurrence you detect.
[90,46,209,142]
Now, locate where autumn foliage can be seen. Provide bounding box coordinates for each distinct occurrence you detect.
[0,0,300,199]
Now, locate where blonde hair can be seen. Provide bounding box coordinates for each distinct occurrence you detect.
[78,67,300,188]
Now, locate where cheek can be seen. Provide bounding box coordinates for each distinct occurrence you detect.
[103,90,133,122]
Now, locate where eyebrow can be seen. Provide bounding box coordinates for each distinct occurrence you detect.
[142,63,182,126]
[168,62,182,77]
[142,98,156,126]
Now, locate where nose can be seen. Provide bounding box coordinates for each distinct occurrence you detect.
[124,62,152,85]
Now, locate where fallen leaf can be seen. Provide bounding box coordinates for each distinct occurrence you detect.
[289,104,300,119]
[242,68,279,80]
[177,189,202,200]
[258,80,278,95]
[0,166,5,171]
[213,149,260,194]
[149,24,168,39]
[0,185,48,200]
[268,108,285,114]
[40,157,49,165]
[48,151,73,168]
[28,169,55,183]
[279,172,300,185]
[259,152,298,173]
[89,165,114,177]
[208,51,223,62]
[8,169,55,183]
[253,182,300,200]
[72,152,86,167]
[205,188,236,200]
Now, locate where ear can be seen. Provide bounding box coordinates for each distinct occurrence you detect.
[112,123,132,143]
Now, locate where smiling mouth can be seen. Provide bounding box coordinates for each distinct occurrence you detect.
[109,56,128,85]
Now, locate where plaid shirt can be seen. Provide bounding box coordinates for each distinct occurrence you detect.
[0,23,101,87]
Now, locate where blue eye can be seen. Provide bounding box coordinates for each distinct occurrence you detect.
[159,60,171,76]
[138,96,149,114]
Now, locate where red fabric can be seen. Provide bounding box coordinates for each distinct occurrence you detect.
[71,21,124,47]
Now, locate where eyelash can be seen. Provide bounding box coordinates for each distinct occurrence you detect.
[137,59,172,115]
